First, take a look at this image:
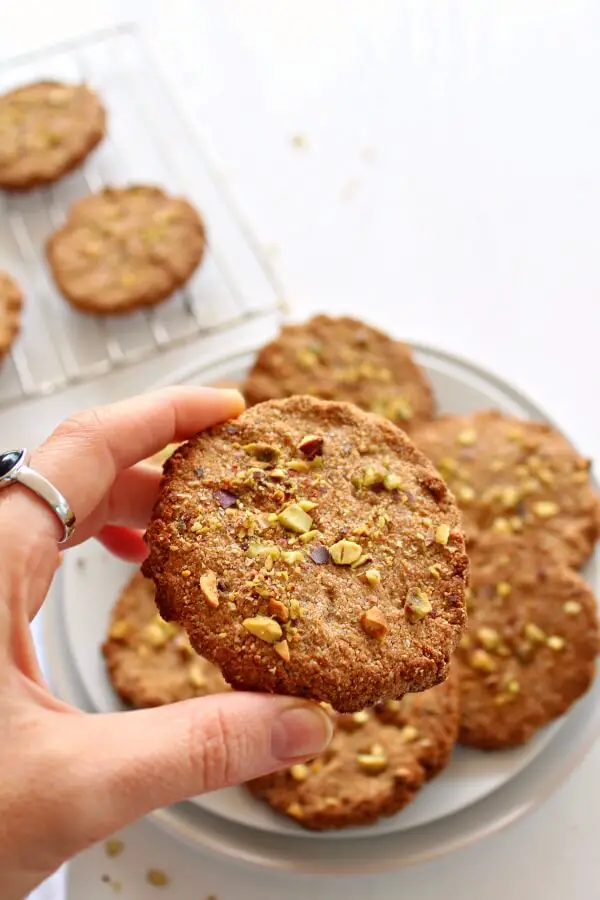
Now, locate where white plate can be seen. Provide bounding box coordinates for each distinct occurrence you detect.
[59,341,598,840]
[44,498,600,874]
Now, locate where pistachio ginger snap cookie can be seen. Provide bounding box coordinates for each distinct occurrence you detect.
[247,674,459,830]
[0,81,105,190]
[143,395,468,712]
[243,316,435,434]
[413,410,600,569]
[456,535,599,750]
[46,185,206,314]
[0,270,22,362]
[102,570,229,708]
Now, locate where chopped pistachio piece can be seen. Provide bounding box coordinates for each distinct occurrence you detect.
[399,724,419,743]
[356,751,388,774]
[352,710,370,725]
[532,500,560,518]
[359,606,388,638]
[298,499,318,512]
[242,615,283,643]
[365,567,381,586]
[476,626,500,651]
[143,623,168,648]
[456,428,477,446]
[109,620,129,641]
[363,465,386,487]
[383,472,402,491]
[563,600,582,616]
[286,801,304,818]
[278,504,313,533]
[274,639,291,661]
[242,442,280,464]
[299,529,319,543]
[200,570,219,608]
[329,539,363,565]
[290,763,310,782]
[524,622,546,643]
[105,839,124,858]
[469,649,497,673]
[505,677,521,695]
[288,459,310,472]
[496,581,511,598]
[281,550,304,564]
[146,869,169,887]
[297,434,324,460]
[458,485,476,503]
[435,523,451,545]
[405,588,432,622]
[187,663,206,689]
[547,635,565,651]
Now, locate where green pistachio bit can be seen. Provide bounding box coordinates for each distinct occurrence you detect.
[281,550,304,564]
[278,504,313,533]
[299,529,319,543]
[365,568,381,586]
[329,539,363,565]
[242,615,283,643]
[298,499,318,512]
[383,473,402,491]
[405,588,432,622]
[435,524,451,545]
[242,442,280,464]
[363,465,386,487]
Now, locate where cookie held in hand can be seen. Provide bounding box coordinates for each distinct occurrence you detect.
[143,396,468,712]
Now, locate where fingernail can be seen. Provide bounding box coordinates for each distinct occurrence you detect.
[271,705,333,760]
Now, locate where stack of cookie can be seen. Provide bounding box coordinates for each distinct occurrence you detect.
[0,79,206,367]
[102,313,599,832]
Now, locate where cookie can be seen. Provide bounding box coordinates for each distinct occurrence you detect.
[456,535,599,750]
[243,316,435,433]
[143,395,468,712]
[46,185,206,314]
[413,410,600,569]
[0,270,22,361]
[247,674,459,831]
[102,570,228,708]
[0,81,105,190]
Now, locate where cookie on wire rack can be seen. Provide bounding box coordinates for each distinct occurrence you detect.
[46,185,206,314]
[0,270,23,364]
[0,80,105,190]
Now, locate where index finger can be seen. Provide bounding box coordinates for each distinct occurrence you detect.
[0,386,244,547]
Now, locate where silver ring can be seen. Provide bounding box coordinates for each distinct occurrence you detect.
[0,449,76,544]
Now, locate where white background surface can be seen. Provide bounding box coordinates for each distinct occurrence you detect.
[1,2,600,898]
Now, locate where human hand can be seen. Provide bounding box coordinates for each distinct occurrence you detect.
[0,387,332,900]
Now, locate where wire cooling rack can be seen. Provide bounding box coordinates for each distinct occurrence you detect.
[0,24,286,411]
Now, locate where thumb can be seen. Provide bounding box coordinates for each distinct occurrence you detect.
[60,693,332,841]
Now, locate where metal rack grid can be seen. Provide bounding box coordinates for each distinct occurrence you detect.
[0,23,287,411]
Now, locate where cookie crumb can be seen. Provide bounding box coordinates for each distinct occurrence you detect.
[147,868,169,887]
[104,839,124,858]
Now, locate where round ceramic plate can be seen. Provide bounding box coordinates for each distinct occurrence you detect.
[58,342,599,841]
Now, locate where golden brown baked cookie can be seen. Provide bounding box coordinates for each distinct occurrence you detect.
[102,570,228,708]
[247,674,459,830]
[0,81,105,190]
[0,270,22,362]
[143,395,468,712]
[413,410,600,569]
[457,535,599,750]
[243,316,435,434]
[46,185,206,314]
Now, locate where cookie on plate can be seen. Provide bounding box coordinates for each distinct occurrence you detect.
[143,395,468,712]
[243,315,435,434]
[413,410,600,569]
[456,535,599,750]
[247,674,459,831]
[0,81,105,190]
[0,270,22,362]
[102,570,228,708]
[46,185,206,314]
